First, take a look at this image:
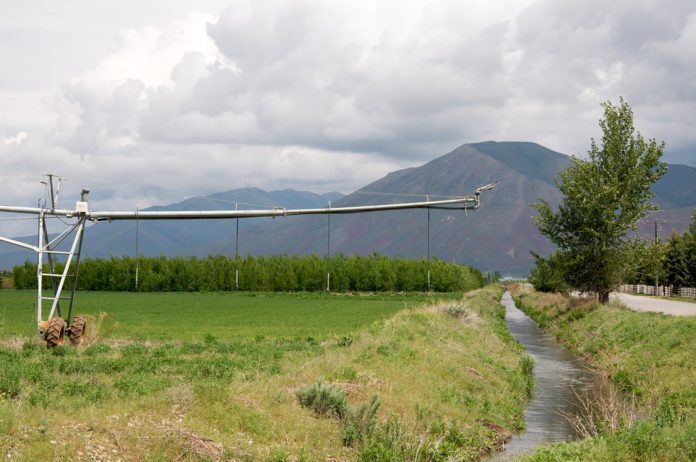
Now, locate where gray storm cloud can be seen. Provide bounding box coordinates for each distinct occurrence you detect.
[1,0,695,231]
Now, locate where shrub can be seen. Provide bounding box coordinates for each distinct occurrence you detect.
[296,380,348,419]
[342,394,381,446]
[444,304,467,318]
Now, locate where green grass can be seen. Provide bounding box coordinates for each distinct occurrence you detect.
[511,287,696,462]
[0,287,532,461]
[0,290,444,341]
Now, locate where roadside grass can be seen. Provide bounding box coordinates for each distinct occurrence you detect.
[0,287,532,461]
[510,286,696,461]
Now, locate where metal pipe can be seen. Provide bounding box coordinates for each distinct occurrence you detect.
[427,205,431,291]
[135,208,139,291]
[67,217,86,325]
[0,236,39,252]
[235,203,239,291]
[48,174,55,210]
[326,201,331,292]
[37,210,44,326]
[1,195,481,221]
[47,220,84,320]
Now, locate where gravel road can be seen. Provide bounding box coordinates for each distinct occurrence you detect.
[611,292,696,316]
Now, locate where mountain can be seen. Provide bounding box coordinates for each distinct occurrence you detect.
[2,142,695,274]
[224,142,696,274]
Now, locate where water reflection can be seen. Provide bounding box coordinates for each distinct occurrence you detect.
[491,291,614,459]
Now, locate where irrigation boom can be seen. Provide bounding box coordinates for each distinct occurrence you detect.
[0,186,495,220]
[0,176,497,346]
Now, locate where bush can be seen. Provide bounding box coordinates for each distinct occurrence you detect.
[296,380,349,420]
[342,394,381,446]
[296,380,383,449]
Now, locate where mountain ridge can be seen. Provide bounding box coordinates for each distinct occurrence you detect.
[1,142,695,274]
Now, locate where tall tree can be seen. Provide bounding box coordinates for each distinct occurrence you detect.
[533,98,667,302]
[664,232,692,288]
[686,210,696,287]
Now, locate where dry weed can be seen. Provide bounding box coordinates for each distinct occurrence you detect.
[0,336,34,349]
[560,385,637,438]
[82,311,107,345]
[160,420,224,460]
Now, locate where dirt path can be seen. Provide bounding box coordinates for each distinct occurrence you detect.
[611,292,696,316]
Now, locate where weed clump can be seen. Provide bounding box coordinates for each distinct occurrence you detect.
[296,380,349,419]
[519,354,536,396]
[342,394,381,446]
[296,379,382,448]
[444,304,468,318]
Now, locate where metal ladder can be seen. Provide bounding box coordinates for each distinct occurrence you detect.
[36,205,87,335]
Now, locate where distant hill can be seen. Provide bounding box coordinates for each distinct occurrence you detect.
[2,142,695,274]
[228,142,696,274]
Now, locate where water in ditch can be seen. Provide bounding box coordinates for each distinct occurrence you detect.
[491,291,616,460]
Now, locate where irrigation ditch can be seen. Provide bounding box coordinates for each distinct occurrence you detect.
[491,291,617,460]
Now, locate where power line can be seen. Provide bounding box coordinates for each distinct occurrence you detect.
[192,195,283,209]
[353,190,468,200]
[0,216,36,222]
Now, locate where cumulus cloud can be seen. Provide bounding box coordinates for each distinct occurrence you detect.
[51,0,696,160]
[1,0,696,237]
[3,131,27,145]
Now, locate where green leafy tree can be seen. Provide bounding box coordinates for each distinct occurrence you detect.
[664,231,692,288]
[687,210,696,286]
[528,251,569,293]
[533,98,667,302]
[636,240,667,287]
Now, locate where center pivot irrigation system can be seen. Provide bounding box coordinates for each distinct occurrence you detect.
[0,175,497,347]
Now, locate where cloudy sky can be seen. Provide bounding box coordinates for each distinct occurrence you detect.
[1,0,695,233]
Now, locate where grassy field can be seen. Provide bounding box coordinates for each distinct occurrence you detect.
[0,290,440,341]
[510,286,696,462]
[0,287,533,461]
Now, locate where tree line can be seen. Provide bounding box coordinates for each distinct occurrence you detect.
[11,254,485,293]
[530,212,696,293]
[624,217,696,288]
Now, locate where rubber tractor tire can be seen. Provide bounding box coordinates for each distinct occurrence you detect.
[69,316,87,346]
[45,317,66,348]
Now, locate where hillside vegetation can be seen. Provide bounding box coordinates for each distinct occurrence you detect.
[511,286,696,461]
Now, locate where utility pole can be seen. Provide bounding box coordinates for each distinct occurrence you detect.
[326,201,331,292]
[235,202,239,290]
[427,197,431,291]
[135,208,140,291]
[652,219,664,297]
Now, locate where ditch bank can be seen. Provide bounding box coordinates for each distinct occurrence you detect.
[490,291,615,460]
[510,286,696,461]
